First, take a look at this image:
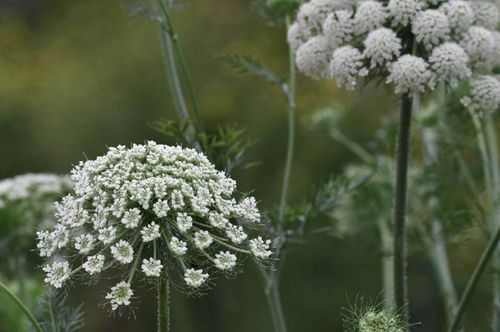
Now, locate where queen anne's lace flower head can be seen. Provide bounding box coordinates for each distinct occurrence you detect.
[290,0,496,96]
[287,21,309,52]
[296,35,333,79]
[354,1,388,34]
[471,1,499,30]
[37,142,272,311]
[297,0,354,35]
[438,0,474,34]
[412,10,450,50]
[388,0,427,26]
[363,28,402,68]
[329,46,367,89]
[386,55,433,94]
[428,42,470,87]
[322,10,354,46]
[461,75,500,114]
[0,174,71,275]
[460,26,495,64]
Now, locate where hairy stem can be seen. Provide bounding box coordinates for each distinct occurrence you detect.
[448,223,500,332]
[393,93,413,326]
[0,280,42,332]
[158,276,171,332]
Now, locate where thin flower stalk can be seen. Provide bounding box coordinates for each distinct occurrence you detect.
[0,280,42,332]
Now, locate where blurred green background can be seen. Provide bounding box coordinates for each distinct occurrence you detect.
[0,0,492,331]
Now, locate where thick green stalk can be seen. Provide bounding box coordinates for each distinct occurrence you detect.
[393,93,413,326]
[377,218,395,310]
[158,276,171,332]
[448,223,500,332]
[0,280,42,332]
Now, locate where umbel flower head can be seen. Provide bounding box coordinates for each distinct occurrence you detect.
[289,0,500,95]
[343,298,405,332]
[0,174,72,276]
[37,141,272,311]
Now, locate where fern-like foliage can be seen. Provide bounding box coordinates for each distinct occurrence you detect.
[222,54,285,88]
[34,291,84,332]
[151,119,253,173]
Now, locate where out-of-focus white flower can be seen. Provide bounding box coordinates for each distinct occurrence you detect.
[388,0,427,26]
[428,42,470,87]
[438,0,474,33]
[287,21,310,52]
[462,75,500,113]
[354,1,388,34]
[322,10,354,46]
[297,0,353,35]
[105,281,133,311]
[471,2,499,30]
[412,10,450,49]
[329,46,367,90]
[363,28,402,68]
[386,55,433,94]
[295,36,334,79]
[460,26,495,63]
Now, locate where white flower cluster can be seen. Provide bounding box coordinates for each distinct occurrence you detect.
[0,173,72,275]
[289,0,500,95]
[37,141,272,311]
[461,75,500,114]
[0,173,71,210]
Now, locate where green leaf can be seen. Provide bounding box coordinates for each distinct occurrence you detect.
[221,54,285,87]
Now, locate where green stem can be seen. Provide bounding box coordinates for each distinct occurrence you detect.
[157,0,204,132]
[377,218,395,310]
[484,115,500,329]
[393,93,413,326]
[259,267,287,332]
[448,223,500,332]
[420,90,459,328]
[0,280,42,332]
[469,109,494,204]
[158,275,171,332]
[277,15,296,223]
[331,131,374,165]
